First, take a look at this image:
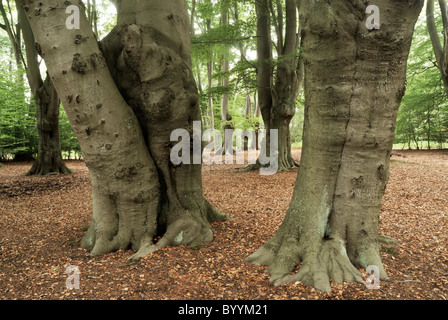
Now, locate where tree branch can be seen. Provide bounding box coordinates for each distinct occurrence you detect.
[427,0,445,74]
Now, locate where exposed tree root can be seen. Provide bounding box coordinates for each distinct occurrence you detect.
[235,156,298,174]
[277,240,363,292]
[235,162,262,173]
[246,238,383,292]
[25,160,71,176]
[129,219,212,261]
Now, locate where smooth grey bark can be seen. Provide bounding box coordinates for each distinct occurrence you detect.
[246,0,422,292]
[25,75,71,176]
[23,0,227,259]
[427,0,448,97]
[240,0,300,173]
[103,0,228,258]
[216,2,234,156]
[5,0,70,175]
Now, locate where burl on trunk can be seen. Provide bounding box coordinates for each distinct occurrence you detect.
[23,0,227,260]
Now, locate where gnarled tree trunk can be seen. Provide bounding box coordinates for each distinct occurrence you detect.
[23,0,227,260]
[246,0,422,292]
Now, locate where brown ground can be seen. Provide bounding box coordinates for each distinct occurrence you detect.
[0,149,447,300]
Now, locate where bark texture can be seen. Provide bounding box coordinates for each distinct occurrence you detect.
[427,0,448,97]
[3,0,70,175]
[23,0,226,259]
[241,0,300,173]
[246,0,422,292]
[26,75,71,176]
[102,0,228,259]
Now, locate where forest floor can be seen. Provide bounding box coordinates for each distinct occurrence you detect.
[0,149,447,301]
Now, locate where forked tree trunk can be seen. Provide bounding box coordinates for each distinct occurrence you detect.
[23,0,227,260]
[241,0,300,173]
[270,0,300,171]
[246,0,422,292]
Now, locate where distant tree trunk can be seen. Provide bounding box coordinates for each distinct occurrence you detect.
[270,0,300,171]
[4,0,70,175]
[427,0,448,97]
[86,0,99,39]
[206,15,215,130]
[26,75,70,176]
[206,59,215,130]
[23,0,227,259]
[247,0,422,292]
[241,0,300,173]
[219,3,234,155]
[243,88,252,150]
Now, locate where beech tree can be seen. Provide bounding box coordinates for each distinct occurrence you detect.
[1,0,70,175]
[242,0,302,173]
[427,0,448,97]
[246,0,423,291]
[22,0,228,259]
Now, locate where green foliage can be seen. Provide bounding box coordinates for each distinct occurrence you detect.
[0,65,37,161]
[59,106,81,159]
[189,0,259,132]
[290,91,305,145]
[396,10,448,149]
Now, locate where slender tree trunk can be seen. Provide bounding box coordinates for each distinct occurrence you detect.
[246,0,422,292]
[243,88,252,150]
[13,0,70,175]
[205,15,215,130]
[206,60,215,130]
[24,0,227,259]
[427,0,448,97]
[219,5,234,155]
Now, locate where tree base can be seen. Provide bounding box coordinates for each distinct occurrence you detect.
[235,158,298,174]
[246,237,388,292]
[25,159,71,176]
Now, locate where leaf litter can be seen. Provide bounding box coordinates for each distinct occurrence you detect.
[0,149,447,300]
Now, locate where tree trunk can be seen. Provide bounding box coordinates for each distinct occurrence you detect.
[427,0,448,97]
[241,0,299,173]
[26,75,71,175]
[270,0,299,171]
[205,13,215,130]
[23,0,227,259]
[218,5,234,156]
[14,0,70,176]
[246,0,422,292]
[206,59,215,130]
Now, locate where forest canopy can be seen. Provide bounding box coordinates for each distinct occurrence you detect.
[1,0,445,163]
